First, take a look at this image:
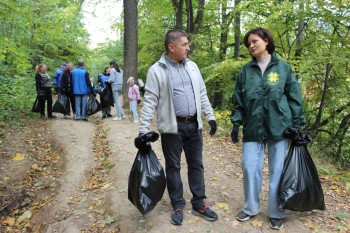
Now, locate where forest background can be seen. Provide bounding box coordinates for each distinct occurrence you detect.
[0,0,350,174]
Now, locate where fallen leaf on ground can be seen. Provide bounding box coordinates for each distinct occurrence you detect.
[12,153,25,161]
[251,220,263,227]
[16,210,32,225]
[103,215,116,224]
[3,217,15,226]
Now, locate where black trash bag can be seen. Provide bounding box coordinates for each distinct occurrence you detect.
[52,94,70,115]
[86,95,102,116]
[99,85,114,108]
[128,132,166,215]
[279,128,326,211]
[32,96,41,113]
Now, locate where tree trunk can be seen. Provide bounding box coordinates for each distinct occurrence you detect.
[334,114,350,163]
[233,0,241,59]
[219,0,228,61]
[123,0,138,106]
[310,63,332,136]
[171,0,184,29]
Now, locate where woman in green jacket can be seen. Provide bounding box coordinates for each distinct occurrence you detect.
[231,28,306,230]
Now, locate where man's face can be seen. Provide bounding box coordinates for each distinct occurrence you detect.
[168,36,190,62]
[62,66,67,71]
[68,64,73,71]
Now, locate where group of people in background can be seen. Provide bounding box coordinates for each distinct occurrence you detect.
[35,59,142,123]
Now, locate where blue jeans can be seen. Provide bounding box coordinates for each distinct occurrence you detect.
[112,86,124,117]
[241,139,289,219]
[129,100,138,120]
[74,94,88,119]
[161,121,205,210]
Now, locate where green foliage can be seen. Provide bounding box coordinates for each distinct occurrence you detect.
[88,41,124,82]
[202,59,248,109]
[0,75,35,121]
[0,0,89,120]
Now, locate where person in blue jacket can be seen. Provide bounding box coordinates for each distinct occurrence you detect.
[53,63,67,95]
[98,66,112,118]
[71,59,95,121]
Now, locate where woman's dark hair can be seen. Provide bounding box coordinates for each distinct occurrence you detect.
[164,29,188,52]
[110,60,120,72]
[243,27,275,54]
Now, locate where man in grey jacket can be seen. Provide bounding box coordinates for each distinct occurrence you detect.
[135,29,218,225]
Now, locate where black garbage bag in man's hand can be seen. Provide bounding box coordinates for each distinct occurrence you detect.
[128,131,166,215]
[279,128,326,211]
[86,94,102,116]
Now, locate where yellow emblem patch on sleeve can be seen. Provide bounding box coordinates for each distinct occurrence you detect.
[267,72,279,85]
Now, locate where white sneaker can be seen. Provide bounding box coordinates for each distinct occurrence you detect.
[133,120,139,123]
[121,115,126,119]
[113,116,122,121]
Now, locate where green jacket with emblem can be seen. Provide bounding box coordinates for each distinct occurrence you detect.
[231,53,306,142]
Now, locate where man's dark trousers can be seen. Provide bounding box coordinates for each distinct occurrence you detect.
[161,120,206,210]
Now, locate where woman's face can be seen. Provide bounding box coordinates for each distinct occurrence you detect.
[106,67,111,74]
[40,65,47,72]
[247,34,269,58]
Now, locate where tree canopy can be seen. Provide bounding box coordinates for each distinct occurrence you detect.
[1,0,350,168]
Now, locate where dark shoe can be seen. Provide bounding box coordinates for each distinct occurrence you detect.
[170,209,183,225]
[48,115,56,118]
[191,205,218,222]
[75,118,81,121]
[107,114,112,117]
[102,115,107,119]
[236,210,251,222]
[270,218,284,230]
[82,118,88,121]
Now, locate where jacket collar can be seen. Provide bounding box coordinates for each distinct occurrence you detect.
[158,53,189,67]
[249,52,279,67]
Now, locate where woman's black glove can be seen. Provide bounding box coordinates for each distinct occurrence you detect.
[137,100,141,104]
[231,125,240,143]
[208,120,217,136]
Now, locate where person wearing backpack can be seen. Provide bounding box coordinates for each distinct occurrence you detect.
[127,77,141,123]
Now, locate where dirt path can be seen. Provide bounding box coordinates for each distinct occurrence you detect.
[29,112,322,233]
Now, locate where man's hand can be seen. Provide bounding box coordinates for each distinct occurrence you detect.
[208,120,217,136]
[134,137,152,152]
[134,131,159,152]
[231,125,239,143]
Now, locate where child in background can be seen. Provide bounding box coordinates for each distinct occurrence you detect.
[127,77,141,123]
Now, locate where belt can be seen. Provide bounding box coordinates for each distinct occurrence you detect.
[176,115,197,122]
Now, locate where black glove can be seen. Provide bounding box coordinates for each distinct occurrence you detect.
[137,100,141,104]
[208,120,217,136]
[134,137,152,152]
[231,125,239,143]
[134,131,159,152]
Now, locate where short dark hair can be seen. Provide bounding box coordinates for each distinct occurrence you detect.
[243,27,275,54]
[164,29,188,52]
[77,59,84,66]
